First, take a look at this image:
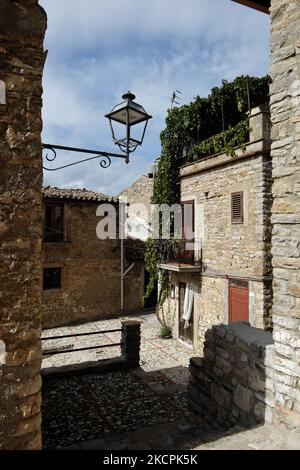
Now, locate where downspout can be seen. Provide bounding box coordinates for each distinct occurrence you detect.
[120,204,135,311]
[121,234,124,311]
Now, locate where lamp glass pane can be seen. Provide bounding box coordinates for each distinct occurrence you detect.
[110,108,145,125]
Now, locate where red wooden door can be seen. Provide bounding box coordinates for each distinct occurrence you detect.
[229,278,249,322]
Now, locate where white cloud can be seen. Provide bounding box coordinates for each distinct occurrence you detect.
[40,0,268,54]
[40,0,270,195]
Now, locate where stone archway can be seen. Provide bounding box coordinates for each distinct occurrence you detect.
[0,0,47,450]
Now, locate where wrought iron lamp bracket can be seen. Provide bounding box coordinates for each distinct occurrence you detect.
[42,143,129,172]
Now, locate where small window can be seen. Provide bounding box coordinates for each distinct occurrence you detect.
[44,203,64,242]
[43,267,61,290]
[231,192,244,224]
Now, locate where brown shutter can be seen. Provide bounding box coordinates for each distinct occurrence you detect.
[231,192,244,224]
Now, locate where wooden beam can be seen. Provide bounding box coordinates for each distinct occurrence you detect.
[231,0,270,14]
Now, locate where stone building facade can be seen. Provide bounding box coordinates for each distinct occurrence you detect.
[42,187,144,329]
[158,106,273,352]
[118,174,154,218]
[0,0,46,450]
[118,173,157,309]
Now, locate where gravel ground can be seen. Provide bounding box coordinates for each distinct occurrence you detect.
[42,368,191,449]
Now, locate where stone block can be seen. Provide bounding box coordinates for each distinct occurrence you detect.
[255,390,276,408]
[203,347,215,362]
[215,356,232,375]
[251,374,266,393]
[211,383,231,409]
[234,384,254,413]
[232,368,249,387]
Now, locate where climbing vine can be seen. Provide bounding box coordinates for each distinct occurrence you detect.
[190,119,250,160]
[144,75,270,305]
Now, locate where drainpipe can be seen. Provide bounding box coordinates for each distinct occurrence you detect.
[121,234,124,311]
[120,203,135,311]
[120,234,135,311]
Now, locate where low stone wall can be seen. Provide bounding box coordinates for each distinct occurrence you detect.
[188,322,276,429]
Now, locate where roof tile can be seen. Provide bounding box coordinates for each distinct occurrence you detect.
[42,186,116,203]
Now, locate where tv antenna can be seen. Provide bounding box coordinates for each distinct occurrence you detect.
[171,90,182,108]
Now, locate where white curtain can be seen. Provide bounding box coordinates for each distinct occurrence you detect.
[183,284,194,329]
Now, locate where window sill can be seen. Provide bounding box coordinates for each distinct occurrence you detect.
[43,288,62,293]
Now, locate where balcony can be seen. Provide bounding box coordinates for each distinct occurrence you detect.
[158,240,202,273]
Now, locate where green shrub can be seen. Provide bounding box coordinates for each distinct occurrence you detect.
[160,326,173,339]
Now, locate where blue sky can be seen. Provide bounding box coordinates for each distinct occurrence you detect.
[40,0,270,196]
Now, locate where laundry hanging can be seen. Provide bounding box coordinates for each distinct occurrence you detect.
[183,284,194,329]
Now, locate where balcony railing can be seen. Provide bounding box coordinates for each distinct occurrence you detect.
[160,240,200,266]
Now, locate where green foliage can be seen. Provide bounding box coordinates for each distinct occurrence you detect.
[144,75,269,303]
[190,119,250,160]
[143,238,178,307]
[159,325,173,340]
[143,238,160,304]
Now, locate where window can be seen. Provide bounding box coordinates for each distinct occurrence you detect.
[43,267,61,290]
[231,192,244,224]
[44,203,64,242]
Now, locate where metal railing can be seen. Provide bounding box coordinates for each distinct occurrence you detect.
[160,240,198,265]
[41,328,122,357]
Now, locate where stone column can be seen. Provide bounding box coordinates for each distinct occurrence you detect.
[121,321,141,367]
[270,0,300,429]
[0,0,47,449]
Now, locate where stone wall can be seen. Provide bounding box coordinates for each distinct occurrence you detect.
[269,0,300,429]
[118,173,155,310]
[188,322,276,429]
[0,0,46,449]
[42,199,143,328]
[118,174,154,222]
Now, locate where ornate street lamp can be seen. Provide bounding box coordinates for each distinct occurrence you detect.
[105,91,152,163]
[42,91,152,171]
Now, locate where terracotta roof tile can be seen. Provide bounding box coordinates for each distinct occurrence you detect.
[43,186,116,203]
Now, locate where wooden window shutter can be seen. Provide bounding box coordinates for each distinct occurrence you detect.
[231,192,244,224]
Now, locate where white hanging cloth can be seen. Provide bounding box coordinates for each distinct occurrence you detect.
[183,284,194,329]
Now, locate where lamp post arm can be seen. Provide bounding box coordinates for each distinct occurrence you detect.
[42,143,129,171]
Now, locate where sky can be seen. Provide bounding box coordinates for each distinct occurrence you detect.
[40,0,270,196]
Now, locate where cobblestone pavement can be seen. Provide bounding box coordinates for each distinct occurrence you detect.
[42,367,300,450]
[41,314,300,450]
[42,312,194,449]
[42,312,191,372]
[42,368,194,449]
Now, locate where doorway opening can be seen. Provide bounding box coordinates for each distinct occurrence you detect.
[179,282,194,345]
[144,269,158,309]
